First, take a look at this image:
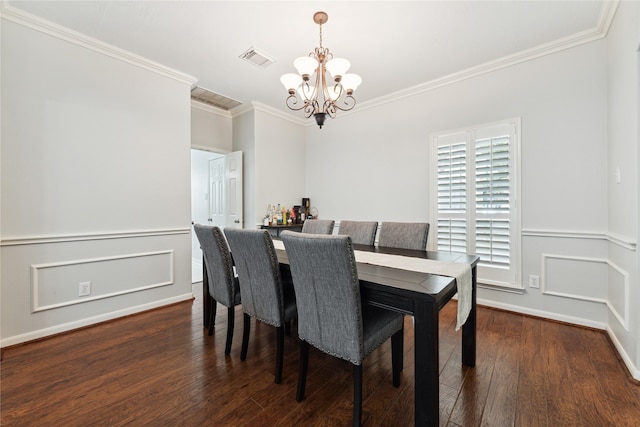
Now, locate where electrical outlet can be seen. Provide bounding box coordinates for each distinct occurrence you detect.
[529,275,540,289]
[79,281,91,297]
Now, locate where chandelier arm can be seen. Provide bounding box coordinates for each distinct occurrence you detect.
[322,101,337,119]
[332,94,357,112]
[303,100,320,119]
[285,94,308,111]
[309,63,322,102]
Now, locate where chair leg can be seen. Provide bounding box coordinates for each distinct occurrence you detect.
[224,306,234,355]
[296,340,309,402]
[240,313,251,361]
[391,327,403,387]
[353,364,363,427]
[275,326,284,384]
[208,297,217,336]
[399,317,404,371]
[284,320,292,336]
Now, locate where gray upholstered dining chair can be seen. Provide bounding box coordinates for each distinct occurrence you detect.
[301,219,335,234]
[378,222,430,251]
[193,224,241,355]
[281,231,403,426]
[223,227,297,384]
[337,220,378,246]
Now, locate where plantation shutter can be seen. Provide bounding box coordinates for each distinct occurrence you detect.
[475,134,511,267]
[431,120,519,288]
[436,134,468,254]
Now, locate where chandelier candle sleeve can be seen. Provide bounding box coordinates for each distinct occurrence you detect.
[280,11,361,129]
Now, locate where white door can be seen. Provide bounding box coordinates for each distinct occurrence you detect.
[224,151,243,229]
[191,149,243,283]
[208,157,225,226]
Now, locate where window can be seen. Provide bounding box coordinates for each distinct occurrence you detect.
[431,120,520,288]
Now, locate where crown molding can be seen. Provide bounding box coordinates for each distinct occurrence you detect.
[2,0,619,119]
[191,100,233,118]
[0,3,197,86]
[356,1,620,114]
[596,0,621,36]
[274,1,619,123]
[231,102,307,127]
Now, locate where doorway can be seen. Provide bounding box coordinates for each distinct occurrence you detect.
[191,149,243,283]
[191,149,223,282]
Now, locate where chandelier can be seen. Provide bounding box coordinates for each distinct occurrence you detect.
[280,11,362,129]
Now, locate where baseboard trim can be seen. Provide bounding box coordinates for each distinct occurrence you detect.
[0,292,194,348]
[476,297,607,330]
[477,298,639,380]
[606,326,640,382]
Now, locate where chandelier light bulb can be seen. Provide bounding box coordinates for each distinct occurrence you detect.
[280,73,302,93]
[341,74,362,94]
[326,58,350,81]
[293,57,318,79]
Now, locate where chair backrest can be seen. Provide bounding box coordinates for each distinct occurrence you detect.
[378,222,430,251]
[281,231,364,364]
[223,228,285,327]
[301,219,335,235]
[193,224,237,307]
[338,220,378,246]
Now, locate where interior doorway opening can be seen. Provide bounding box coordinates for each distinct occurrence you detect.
[191,149,224,283]
[191,148,244,283]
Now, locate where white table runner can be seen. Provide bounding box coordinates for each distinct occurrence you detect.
[273,239,472,330]
[353,250,472,330]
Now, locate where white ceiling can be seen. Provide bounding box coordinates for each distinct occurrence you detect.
[7,0,608,115]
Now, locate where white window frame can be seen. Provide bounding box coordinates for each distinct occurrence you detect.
[429,118,521,289]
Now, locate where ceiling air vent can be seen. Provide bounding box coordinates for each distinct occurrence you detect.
[239,46,275,69]
[191,86,242,111]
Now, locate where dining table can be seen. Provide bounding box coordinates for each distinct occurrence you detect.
[201,241,479,427]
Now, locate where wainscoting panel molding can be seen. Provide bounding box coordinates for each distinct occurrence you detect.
[541,253,629,331]
[521,228,636,251]
[31,250,174,312]
[1,228,191,247]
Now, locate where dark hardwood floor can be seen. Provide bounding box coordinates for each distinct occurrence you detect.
[2,282,639,426]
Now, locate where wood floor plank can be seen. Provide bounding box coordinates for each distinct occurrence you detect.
[542,320,585,426]
[514,315,549,427]
[2,282,638,426]
[447,307,497,426]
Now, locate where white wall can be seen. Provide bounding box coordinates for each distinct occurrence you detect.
[303,12,640,379]
[305,40,611,322]
[191,101,233,152]
[3,0,637,380]
[232,109,257,229]
[232,104,306,229]
[189,101,232,282]
[254,105,306,226]
[606,0,640,379]
[1,11,195,345]
[306,41,608,230]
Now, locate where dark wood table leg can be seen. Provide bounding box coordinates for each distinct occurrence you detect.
[462,265,477,367]
[413,298,439,426]
[202,257,210,328]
